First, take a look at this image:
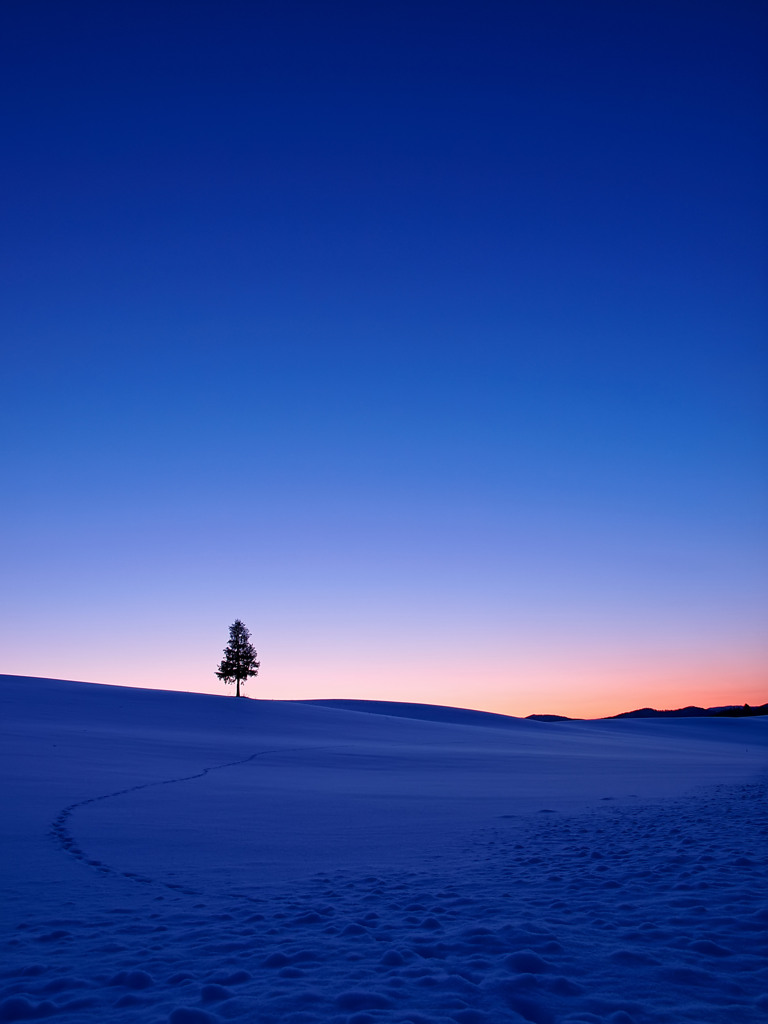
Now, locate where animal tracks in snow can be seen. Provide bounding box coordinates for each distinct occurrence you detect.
[6,779,767,1024]
[48,748,288,893]
[48,746,354,897]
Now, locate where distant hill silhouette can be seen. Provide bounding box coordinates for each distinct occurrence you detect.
[605,703,767,720]
[295,697,766,723]
[713,702,768,718]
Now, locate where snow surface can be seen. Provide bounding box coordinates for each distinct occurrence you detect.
[1,674,767,1024]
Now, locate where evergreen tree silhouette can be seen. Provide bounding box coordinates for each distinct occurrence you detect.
[216,620,260,697]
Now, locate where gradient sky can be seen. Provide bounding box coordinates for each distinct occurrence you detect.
[2,1,766,718]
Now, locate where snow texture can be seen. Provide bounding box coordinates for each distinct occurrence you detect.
[1,674,767,1023]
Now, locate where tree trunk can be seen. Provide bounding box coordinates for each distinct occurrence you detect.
[236,676,240,698]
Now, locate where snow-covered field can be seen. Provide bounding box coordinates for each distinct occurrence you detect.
[1,675,766,1024]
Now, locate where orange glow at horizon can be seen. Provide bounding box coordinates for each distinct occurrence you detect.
[5,647,765,721]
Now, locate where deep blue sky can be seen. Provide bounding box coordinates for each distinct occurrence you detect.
[2,1,765,715]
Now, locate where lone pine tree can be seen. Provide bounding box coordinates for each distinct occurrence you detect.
[216,619,260,697]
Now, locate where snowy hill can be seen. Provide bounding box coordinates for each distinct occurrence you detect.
[2,674,767,1024]
[295,697,535,728]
